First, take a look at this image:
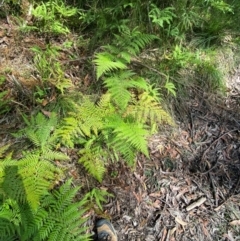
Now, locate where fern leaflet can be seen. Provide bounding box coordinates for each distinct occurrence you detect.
[93,52,127,79]
[79,147,106,182]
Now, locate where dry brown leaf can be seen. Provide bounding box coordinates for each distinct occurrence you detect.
[41,109,52,118]
[176,187,189,200]
[41,99,49,106]
[200,222,210,237]
[116,200,120,215]
[161,227,167,241]
[133,191,142,204]
[149,192,161,198]
[152,199,161,209]
[83,74,90,87]
[69,169,78,179]
[229,220,240,226]
[170,227,177,236]
[175,217,188,226]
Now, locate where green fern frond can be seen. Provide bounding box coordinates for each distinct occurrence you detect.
[93,52,127,79]
[109,138,136,165]
[104,70,135,110]
[57,96,113,147]
[0,199,21,240]
[79,148,106,182]
[165,80,176,97]
[41,150,69,161]
[0,153,58,210]
[94,28,156,79]
[56,116,81,148]
[17,112,58,151]
[21,180,90,241]
[78,98,104,137]
[83,188,113,211]
[97,93,114,111]
[25,129,42,147]
[126,91,173,127]
[112,121,149,158]
[114,27,157,56]
[103,114,149,163]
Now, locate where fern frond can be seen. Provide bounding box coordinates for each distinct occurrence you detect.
[114,27,157,56]
[112,121,149,158]
[93,52,127,79]
[97,93,114,112]
[25,129,42,147]
[83,188,113,211]
[17,112,58,151]
[41,150,69,161]
[78,98,104,137]
[95,28,156,80]
[104,70,135,110]
[0,199,21,239]
[109,138,136,165]
[56,116,81,148]
[57,96,112,147]
[1,153,58,210]
[79,148,106,182]
[165,80,176,97]
[104,114,149,163]
[22,180,90,241]
[126,91,173,127]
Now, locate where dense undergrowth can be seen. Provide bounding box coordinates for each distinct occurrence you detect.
[0,0,240,239]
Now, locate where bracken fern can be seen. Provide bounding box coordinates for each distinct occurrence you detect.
[56,28,172,181]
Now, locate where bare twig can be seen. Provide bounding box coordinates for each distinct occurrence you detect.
[11,100,29,109]
[209,172,218,206]
[131,58,168,79]
[201,155,222,175]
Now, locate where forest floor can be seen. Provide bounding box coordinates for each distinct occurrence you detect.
[1,18,240,241]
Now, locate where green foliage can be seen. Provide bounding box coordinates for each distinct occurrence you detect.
[2,0,240,239]
[0,153,59,210]
[93,52,127,80]
[57,78,172,179]
[0,141,89,241]
[0,179,90,241]
[83,187,113,211]
[0,76,11,115]
[15,112,68,159]
[195,59,225,90]
[31,46,73,93]
[165,79,177,97]
[29,0,77,35]
[93,27,157,79]
[57,30,173,180]
[79,147,106,182]
[19,112,58,149]
[149,4,176,29]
